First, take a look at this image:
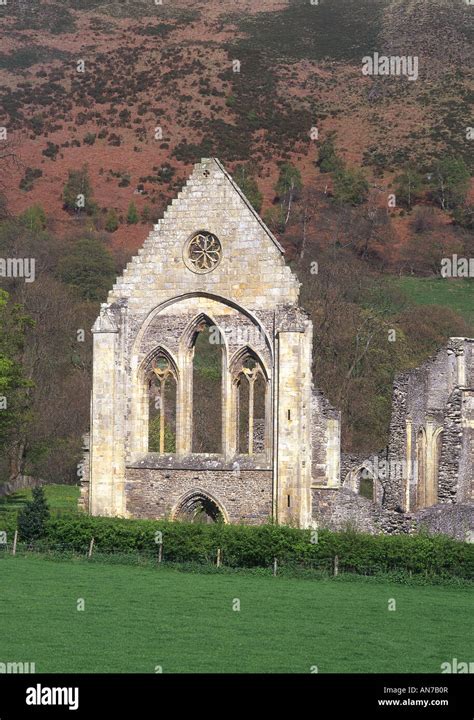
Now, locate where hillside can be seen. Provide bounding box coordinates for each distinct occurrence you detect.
[0,0,473,481]
[0,0,472,257]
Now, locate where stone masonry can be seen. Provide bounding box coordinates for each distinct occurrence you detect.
[82,158,474,537]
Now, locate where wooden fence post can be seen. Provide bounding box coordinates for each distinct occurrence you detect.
[88,538,95,558]
[333,555,339,577]
[12,530,18,556]
[273,557,278,577]
[216,548,221,567]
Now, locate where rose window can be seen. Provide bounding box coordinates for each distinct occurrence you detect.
[185,232,222,273]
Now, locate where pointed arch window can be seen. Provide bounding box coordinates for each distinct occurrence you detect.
[191,320,224,454]
[233,353,268,456]
[415,426,442,509]
[148,353,177,454]
[416,428,427,509]
[429,428,443,507]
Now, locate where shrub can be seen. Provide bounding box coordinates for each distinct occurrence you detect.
[57,237,116,301]
[83,132,96,146]
[42,142,59,161]
[140,205,151,224]
[126,201,139,224]
[17,486,50,542]
[62,166,95,215]
[20,204,46,232]
[30,114,44,135]
[452,204,474,230]
[333,166,369,206]
[317,134,343,173]
[19,167,43,192]
[104,208,119,233]
[42,516,474,579]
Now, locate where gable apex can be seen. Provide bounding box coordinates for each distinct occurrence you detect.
[209,158,285,254]
[108,157,300,309]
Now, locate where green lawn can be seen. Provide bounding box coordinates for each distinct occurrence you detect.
[392,277,474,324]
[0,484,79,533]
[0,555,472,673]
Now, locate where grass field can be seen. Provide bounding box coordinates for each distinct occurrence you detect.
[0,555,472,673]
[0,484,79,532]
[393,277,474,324]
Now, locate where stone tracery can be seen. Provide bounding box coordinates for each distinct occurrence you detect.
[83,159,473,533]
[186,232,222,273]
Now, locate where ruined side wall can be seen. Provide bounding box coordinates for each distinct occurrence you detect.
[438,388,464,502]
[312,488,474,540]
[386,374,409,508]
[460,390,474,503]
[126,468,272,525]
[386,339,474,509]
[312,488,407,534]
[311,389,341,487]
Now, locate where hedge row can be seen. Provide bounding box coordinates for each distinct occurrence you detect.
[42,515,474,579]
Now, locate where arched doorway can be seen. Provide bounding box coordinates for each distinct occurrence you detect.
[344,465,379,502]
[173,491,226,524]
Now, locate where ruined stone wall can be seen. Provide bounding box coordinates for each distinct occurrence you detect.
[460,390,474,503]
[88,158,333,527]
[465,341,474,387]
[126,466,272,525]
[340,453,375,486]
[386,374,409,508]
[0,475,43,498]
[312,488,408,534]
[78,434,90,512]
[312,488,474,539]
[386,339,474,509]
[415,503,474,541]
[438,388,463,503]
[311,388,341,487]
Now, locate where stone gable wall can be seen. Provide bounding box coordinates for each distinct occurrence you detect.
[108,158,299,316]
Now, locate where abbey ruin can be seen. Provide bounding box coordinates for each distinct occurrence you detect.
[80,159,474,538]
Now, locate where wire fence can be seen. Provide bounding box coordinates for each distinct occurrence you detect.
[0,534,470,584]
[0,534,377,577]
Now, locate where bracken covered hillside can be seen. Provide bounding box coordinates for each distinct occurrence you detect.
[0,0,473,482]
[0,0,472,254]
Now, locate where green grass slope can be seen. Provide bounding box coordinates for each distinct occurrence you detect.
[393,277,474,324]
[0,555,471,673]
